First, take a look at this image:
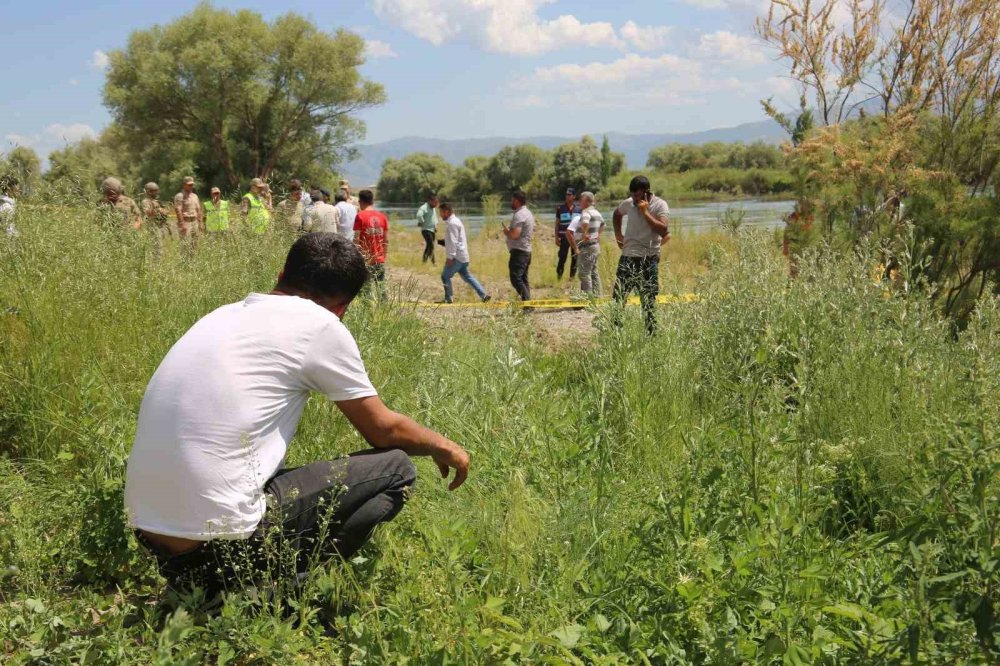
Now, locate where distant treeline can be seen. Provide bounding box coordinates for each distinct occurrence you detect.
[376,137,789,203]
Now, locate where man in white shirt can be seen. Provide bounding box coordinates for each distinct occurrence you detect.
[566,191,604,295]
[125,233,470,596]
[438,202,490,304]
[1,176,18,237]
[303,187,340,233]
[612,176,670,334]
[334,190,357,240]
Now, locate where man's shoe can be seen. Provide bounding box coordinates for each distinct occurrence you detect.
[436,298,453,304]
[482,295,491,303]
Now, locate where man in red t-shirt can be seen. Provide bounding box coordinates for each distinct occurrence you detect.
[353,189,389,297]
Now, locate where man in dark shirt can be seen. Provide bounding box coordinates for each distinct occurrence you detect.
[555,188,581,280]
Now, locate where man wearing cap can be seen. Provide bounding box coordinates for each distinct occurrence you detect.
[555,188,581,281]
[275,179,306,232]
[98,177,142,230]
[174,177,204,237]
[340,179,360,208]
[242,178,271,234]
[204,187,230,233]
[142,182,176,240]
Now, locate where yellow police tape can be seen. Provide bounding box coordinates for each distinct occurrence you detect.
[414,293,699,310]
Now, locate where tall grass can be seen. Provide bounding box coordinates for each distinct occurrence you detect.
[1,205,997,663]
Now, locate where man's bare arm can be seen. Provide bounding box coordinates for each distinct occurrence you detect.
[613,209,624,248]
[336,395,469,490]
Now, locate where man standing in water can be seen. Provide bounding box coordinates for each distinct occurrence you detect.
[612,176,669,334]
[502,191,535,301]
[125,233,469,597]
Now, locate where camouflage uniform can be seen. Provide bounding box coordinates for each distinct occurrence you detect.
[142,195,177,240]
[274,198,305,232]
[99,196,142,229]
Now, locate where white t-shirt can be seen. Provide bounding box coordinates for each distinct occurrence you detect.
[335,201,357,240]
[569,206,603,243]
[1,195,16,237]
[617,195,669,258]
[444,214,470,263]
[124,293,377,540]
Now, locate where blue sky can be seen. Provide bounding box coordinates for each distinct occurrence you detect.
[0,0,795,161]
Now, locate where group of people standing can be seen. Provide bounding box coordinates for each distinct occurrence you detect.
[415,175,670,333]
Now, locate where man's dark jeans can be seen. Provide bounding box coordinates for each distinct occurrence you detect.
[508,249,532,301]
[367,263,387,300]
[140,449,416,598]
[556,236,578,279]
[613,255,660,334]
[421,229,436,264]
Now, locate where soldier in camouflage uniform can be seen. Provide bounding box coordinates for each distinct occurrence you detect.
[142,182,177,240]
[98,177,142,230]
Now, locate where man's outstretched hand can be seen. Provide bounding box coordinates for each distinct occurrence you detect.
[433,443,469,490]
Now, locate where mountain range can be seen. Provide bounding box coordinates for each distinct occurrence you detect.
[341,118,786,186]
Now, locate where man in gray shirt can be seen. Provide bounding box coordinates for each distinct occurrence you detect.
[612,175,670,334]
[502,190,535,300]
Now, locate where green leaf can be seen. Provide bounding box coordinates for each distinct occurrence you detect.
[822,603,866,621]
[551,623,585,649]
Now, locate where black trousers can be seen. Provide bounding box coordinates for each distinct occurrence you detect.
[508,249,532,301]
[421,229,436,264]
[556,236,578,279]
[367,263,387,299]
[613,255,660,334]
[140,449,416,598]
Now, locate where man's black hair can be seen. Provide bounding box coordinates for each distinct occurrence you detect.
[629,176,651,193]
[359,189,375,205]
[334,191,347,203]
[288,179,303,192]
[439,201,452,212]
[428,192,439,200]
[512,190,527,204]
[277,233,368,301]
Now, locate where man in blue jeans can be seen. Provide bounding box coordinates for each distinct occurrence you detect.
[125,233,469,598]
[612,176,670,334]
[439,202,490,303]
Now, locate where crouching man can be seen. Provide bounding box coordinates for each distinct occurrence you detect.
[124,233,469,596]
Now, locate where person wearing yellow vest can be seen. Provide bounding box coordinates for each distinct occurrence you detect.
[204,187,231,232]
[241,177,271,234]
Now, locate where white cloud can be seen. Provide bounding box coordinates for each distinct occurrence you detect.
[364,39,399,59]
[4,123,98,156]
[371,0,622,55]
[520,53,746,109]
[695,30,766,64]
[619,21,673,52]
[89,49,109,70]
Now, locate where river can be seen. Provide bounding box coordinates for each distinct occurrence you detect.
[379,198,795,234]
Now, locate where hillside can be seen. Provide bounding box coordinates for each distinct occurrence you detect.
[342,118,786,186]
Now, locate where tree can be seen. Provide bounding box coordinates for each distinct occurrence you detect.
[600,135,613,186]
[449,156,491,202]
[1,147,41,198]
[44,132,131,196]
[485,144,548,192]
[551,136,603,197]
[376,153,453,203]
[103,3,385,190]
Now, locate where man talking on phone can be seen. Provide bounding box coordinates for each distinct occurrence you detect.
[611,175,670,334]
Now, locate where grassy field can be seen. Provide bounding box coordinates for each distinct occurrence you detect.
[1,205,998,664]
